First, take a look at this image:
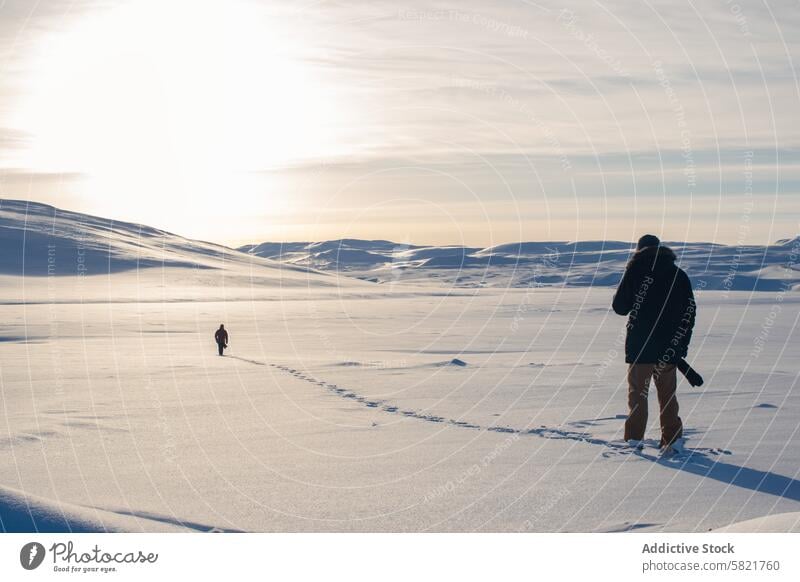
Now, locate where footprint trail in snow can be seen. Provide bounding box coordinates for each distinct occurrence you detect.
[231,356,733,459]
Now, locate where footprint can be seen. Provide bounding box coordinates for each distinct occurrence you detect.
[602,450,635,459]
[697,447,733,456]
[451,420,480,429]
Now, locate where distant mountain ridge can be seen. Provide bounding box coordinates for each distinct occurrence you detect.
[2,199,796,291]
[239,236,800,291]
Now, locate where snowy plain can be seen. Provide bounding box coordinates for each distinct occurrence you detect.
[1,200,799,532]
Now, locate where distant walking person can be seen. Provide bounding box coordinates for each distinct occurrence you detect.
[214,324,228,356]
[612,235,696,455]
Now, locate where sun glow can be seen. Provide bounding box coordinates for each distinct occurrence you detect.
[13,0,346,229]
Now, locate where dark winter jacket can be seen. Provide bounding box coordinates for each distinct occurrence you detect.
[612,245,696,364]
[214,328,228,345]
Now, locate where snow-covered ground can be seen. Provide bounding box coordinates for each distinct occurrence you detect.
[1,200,799,532]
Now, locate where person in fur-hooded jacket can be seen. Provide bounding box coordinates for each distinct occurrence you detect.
[612,234,696,452]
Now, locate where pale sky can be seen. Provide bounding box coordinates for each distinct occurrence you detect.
[1,0,798,247]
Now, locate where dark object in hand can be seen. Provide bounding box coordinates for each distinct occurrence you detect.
[677,358,704,387]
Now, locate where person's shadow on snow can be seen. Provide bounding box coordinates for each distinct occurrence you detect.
[642,449,800,503]
[539,424,800,503]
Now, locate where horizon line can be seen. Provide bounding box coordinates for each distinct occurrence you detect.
[1,197,796,250]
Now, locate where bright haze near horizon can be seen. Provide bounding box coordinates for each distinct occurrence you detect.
[0,0,798,247]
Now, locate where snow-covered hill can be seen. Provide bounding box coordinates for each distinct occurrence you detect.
[240,237,800,291]
[0,199,357,303]
[0,199,313,276]
[9,197,792,294]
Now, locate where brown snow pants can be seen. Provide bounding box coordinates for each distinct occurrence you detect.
[624,362,682,447]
